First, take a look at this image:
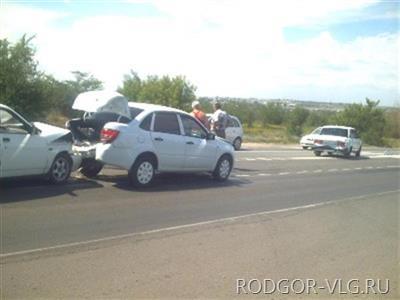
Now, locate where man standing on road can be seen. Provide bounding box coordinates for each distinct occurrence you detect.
[210,102,228,139]
[190,100,209,129]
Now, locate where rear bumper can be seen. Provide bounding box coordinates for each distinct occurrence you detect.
[96,143,134,170]
[311,145,347,154]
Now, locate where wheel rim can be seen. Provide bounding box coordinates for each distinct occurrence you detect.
[137,161,154,184]
[52,157,69,182]
[219,159,231,178]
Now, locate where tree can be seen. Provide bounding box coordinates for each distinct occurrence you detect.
[262,102,286,126]
[286,106,310,136]
[333,98,386,145]
[119,71,196,111]
[0,35,50,119]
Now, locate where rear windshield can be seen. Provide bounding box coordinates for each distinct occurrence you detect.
[130,107,144,119]
[320,128,348,137]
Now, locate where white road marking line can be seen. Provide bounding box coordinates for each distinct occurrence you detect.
[257,157,272,161]
[355,167,362,170]
[278,172,290,175]
[342,168,350,171]
[2,190,399,259]
[236,174,250,177]
[258,173,271,176]
[313,169,323,173]
[296,170,308,174]
[366,166,374,169]
[245,158,257,161]
[328,169,338,172]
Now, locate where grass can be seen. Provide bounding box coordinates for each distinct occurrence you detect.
[243,124,299,144]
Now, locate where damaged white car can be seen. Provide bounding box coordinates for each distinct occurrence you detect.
[0,104,81,184]
[70,91,235,187]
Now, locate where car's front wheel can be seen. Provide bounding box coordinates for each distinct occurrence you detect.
[233,137,242,150]
[129,156,156,187]
[48,153,72,184]
[355,146,362,157]
[313,151,322,157]
[213,154,233,181]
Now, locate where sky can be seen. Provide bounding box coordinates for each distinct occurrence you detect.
[0,0,399,106]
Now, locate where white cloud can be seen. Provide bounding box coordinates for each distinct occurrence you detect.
[1,1,398,105]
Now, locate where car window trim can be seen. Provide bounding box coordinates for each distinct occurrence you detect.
[0,108,32,134]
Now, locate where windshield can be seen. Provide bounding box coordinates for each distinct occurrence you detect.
[320,128,348,137]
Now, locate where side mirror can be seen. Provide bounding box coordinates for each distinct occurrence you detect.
[206,133,215,140]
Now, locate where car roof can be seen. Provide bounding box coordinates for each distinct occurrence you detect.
[321,125,355,130]
[128,102,187,114]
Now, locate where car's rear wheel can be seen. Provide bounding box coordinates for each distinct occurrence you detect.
[80,158,103,178]
[213,154,233,181]
[313,151,321,157]
[233,137,242,150]
[48,153,72,184]
[302,146,308,150]
[129,156,156,187]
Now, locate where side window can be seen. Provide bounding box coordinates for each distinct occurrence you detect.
[313,127,322,135]
[153,112,181,135]
[227,117,234,128]
[0,109,29,134]
[180,115,207,139]
[139,113,153,131]
[233,119,240,128]
[350,130,359,139]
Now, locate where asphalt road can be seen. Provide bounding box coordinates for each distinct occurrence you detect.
[1,146,399,256]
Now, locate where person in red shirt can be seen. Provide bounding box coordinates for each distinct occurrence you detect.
[190,100,210,129]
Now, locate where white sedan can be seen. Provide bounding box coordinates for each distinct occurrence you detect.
[0,104,81,183]
[310,125,362,157]
[95,102,235,187]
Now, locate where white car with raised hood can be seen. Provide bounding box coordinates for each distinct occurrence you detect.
[95,102,235,187]
[0,104,81,183]
[311,125,362,157]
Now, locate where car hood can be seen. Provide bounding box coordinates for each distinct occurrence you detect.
[72,90,130,118]
[34,122,72,143]
[300,134,318,142]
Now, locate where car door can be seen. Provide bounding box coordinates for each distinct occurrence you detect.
[150,112,185,171]
[0,108,48,177]
[224,117,235,143]
[179,114,217,171]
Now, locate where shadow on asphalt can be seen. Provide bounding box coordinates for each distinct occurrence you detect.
[0,177,103,203]
[321,154,370,160]
[97,172,251,192]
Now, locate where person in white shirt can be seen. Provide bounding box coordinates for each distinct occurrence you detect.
[210,102,228,138]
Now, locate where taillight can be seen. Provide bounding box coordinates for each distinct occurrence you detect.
[314,139,323,144]
[100,128,119,143]
[337,141,346,148]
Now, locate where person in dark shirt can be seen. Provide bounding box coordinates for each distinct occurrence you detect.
[67,111,130,143]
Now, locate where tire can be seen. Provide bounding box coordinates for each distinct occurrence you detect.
[48,153,72,184]
[80,158,103,178]
[313,151,321,157]
[233,137,242,151]
[344,147,352,158]
[302,146,307,150]
[355,146,362,158]
[128,156,156,187]
[213,154,233,181]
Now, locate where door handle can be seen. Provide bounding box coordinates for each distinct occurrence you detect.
[154,137,164,142]
[186,141,194,145]
[3,137,10,143]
